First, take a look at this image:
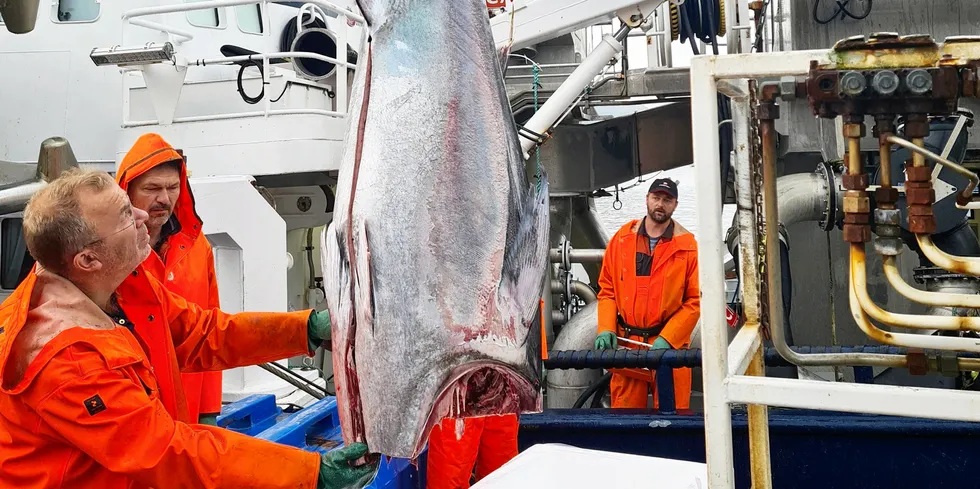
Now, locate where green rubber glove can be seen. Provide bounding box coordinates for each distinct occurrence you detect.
[594,331,616,350]
[652,337,672,350]
[308,310,332,351]
[198,413,218,426]
[317,442,379,489]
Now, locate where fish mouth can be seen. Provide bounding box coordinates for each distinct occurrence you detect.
[411,360,541,460]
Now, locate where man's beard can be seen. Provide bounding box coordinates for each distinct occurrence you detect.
[649,210,670,224]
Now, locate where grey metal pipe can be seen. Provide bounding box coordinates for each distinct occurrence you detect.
[775,171,833,228]
[761,115,904,368]
[546,301,603,408]
[551,310,567,325]
[0,181,46,215]
[0,137,83,216]
[550,279,598,304]
[549,248,605,264]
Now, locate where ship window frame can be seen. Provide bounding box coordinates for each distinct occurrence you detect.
[184,0,226,30]
[52,0,102,24]
[236,3,264,35]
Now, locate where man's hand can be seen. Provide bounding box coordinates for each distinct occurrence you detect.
[651,337,671,350]
[308,310,332,351]
[317,442,379,489]
[594,331,616,350]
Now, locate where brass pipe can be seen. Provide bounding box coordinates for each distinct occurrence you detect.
[847,270,980,371]
[886,135,979,207]
[878,132,892,190]
[853,252,980,331]
[746,345,772,489]
[847,137,862,174]
[912,137,926,167]
[917,234,980,276]
[850,244,980,350]
[761,118,901,367]
[883,256,980,308]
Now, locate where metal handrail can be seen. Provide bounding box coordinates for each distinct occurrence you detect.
[192,50,354,70]
[122,0,365,25]
[122,108,346,128]
[121,0,365,43]
[118,0,366,127]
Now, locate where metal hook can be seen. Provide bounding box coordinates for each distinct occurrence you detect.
[613,185,623,210]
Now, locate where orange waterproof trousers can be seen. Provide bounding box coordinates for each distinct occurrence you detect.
[426,414,519,489]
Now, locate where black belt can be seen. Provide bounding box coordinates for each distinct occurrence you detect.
[617,317,665,341]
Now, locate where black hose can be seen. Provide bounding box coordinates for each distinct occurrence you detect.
[677,1,732,206]
[236,59,265,105]
[812,0,873,24]
[259,362,328,398]
[572,372,612,409]
[543,346,980,370]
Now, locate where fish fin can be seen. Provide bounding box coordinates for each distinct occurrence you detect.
[502,173,551,325]
[352,218,376,334]
[321,223,367,446]
[497,44,512,74]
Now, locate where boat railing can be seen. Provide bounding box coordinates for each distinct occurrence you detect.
[114,0,366,127]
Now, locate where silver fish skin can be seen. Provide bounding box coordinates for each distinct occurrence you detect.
[320,0,550,461]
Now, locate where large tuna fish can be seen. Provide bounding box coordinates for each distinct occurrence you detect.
[320,0,550,461]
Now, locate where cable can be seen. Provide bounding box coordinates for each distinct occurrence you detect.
[236,58,265,105]
[572,372,612,409]
[677,0,722,55]
[677,1,732,208]
[813,0,873,25]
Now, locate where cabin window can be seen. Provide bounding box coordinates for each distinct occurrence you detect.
[56,0,100,23]
[185,0,222,28]
[237,4,263,34]
[0,218,34,290]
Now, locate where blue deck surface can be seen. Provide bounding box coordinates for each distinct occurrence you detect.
[220,395,980,488]
[519,408,980,489]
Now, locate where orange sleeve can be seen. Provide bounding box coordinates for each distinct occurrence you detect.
[660,247,701,349]
[596,235,619,336]
[30,347,320,489]
[161,286,314,372]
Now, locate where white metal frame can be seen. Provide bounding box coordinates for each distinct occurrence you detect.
[691,48,980,488]
[114,0,366,128]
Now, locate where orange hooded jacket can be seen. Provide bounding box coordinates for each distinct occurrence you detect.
[0,265,320,489]
[115,133,222,422]
[597,218,700,407]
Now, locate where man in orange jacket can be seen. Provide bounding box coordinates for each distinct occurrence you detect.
[595,178,700,409]
[426,413,519,488]
[116,133,223,425]
[0,168,377,488]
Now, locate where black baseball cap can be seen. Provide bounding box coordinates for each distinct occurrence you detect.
[648,178,678,199]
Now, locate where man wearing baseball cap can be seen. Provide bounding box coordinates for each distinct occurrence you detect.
[594,178,701,409]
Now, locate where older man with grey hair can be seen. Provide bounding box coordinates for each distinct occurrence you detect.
[0,168,376,489]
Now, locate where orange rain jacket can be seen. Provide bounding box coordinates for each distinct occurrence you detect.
[597,218,700,408]
[116,133,223,422]
[0,266,320,489]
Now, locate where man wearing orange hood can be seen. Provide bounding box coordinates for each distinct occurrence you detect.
[0,168,377,488]
[115,133,223,425]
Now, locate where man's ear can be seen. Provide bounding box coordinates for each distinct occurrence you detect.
[73,249,103,274]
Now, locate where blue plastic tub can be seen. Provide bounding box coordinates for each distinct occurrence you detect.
[215,394,282,436]
[253,396,423,489]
